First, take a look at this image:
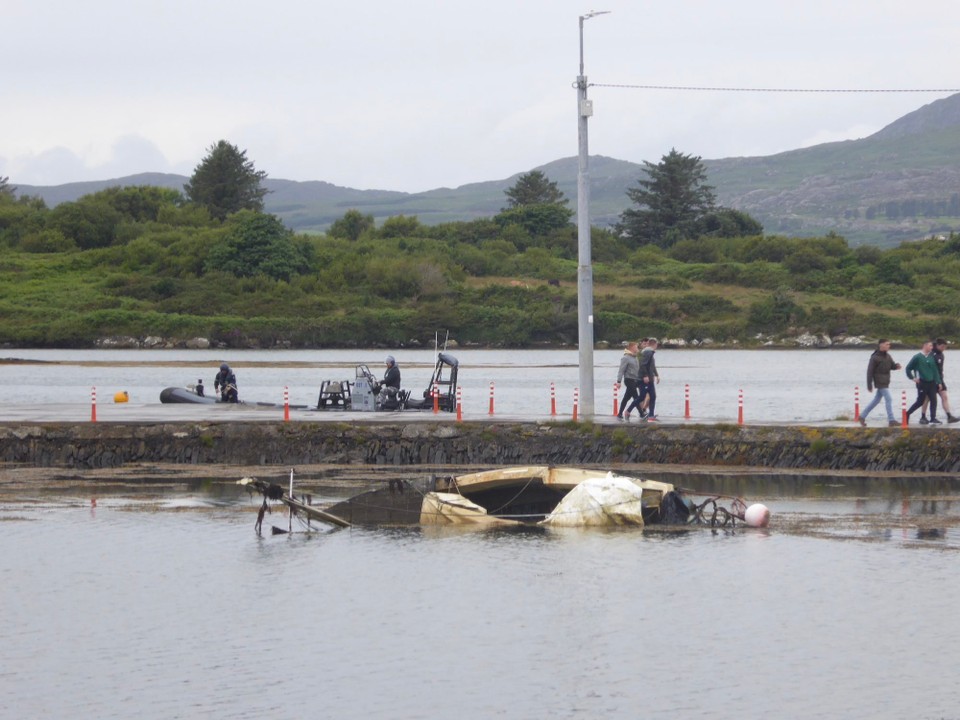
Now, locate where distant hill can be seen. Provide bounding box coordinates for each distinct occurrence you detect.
[16,93,960,247]
[705,93,960,246]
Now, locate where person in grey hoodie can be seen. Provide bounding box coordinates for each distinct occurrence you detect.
[615,342,640,420]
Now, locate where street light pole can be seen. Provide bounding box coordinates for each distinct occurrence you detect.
[576,10,608,420]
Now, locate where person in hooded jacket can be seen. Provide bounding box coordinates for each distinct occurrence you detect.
[214,362,239,403]
[858,339,901,427]
[382,355,401,390]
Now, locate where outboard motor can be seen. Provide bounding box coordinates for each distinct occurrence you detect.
[377,386,409,411]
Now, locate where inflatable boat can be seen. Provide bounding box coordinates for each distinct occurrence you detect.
[159,386,218,404]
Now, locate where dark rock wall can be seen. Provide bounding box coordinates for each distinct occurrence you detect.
[2,421,960,473]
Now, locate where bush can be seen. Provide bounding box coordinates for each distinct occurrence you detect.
[49,199,121,249]
[19,229,76,253]
[205,211,310,281]
[747,289,806,332]
[669,237,720,263]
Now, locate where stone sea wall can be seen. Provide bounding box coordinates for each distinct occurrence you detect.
[2,421,960,473]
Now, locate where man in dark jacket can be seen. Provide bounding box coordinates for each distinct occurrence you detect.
[382,355,401,389]
[638,338,660,422]
[859,339,901,427]
[214,362,239,403]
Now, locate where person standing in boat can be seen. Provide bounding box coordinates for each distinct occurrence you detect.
[214,362,239,403]
[382,355,401,390]
[616,342,640,421]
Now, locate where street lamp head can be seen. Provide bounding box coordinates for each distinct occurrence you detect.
[580,10,611,21]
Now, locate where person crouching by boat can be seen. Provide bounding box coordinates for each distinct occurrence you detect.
[383,355,401,390]
[214,362,239,403]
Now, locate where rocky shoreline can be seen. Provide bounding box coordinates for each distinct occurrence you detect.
[80,332,877,351]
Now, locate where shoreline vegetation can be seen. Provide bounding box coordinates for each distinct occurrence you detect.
[4,171,960,350]
[0,334,902,354]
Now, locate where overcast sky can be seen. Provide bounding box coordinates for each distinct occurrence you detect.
[4,0,958,191]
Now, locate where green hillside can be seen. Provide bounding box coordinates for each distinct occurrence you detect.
[3,181,960,349]
[14,93,960,246]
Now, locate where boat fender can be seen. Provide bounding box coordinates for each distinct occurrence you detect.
[113,391,129,403]
[744,503,770,528]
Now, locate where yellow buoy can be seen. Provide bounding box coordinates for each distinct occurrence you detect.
[113,391,129,403]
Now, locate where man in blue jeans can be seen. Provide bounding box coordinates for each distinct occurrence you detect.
[859,339,901,427]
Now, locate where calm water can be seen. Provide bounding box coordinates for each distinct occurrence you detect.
[0,347,940,424]
[2,473,959,719]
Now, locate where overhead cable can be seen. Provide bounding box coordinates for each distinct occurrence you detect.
[590,83,960,93]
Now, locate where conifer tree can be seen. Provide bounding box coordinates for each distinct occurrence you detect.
[184,140,267,221]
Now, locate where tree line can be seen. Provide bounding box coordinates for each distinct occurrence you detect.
[1,143,959,348]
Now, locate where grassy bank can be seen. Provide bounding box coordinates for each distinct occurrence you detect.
[2,187,960,348]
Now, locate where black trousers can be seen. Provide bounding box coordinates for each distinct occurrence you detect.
[633,380,656,416]
[907,380,938,419]
[618,379,639,416]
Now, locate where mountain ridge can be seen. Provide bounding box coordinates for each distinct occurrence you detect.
[14,93,960,247]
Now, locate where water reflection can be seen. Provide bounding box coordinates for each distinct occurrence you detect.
[3,467,960,718]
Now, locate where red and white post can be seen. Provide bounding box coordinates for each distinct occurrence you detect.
[572,387,579,422]
[283,386,290,422]
[684,383,691,420]
[90,386,97,423]
[613,383,619,417]
[550,382,557,416]
[902,389,908,428]
[737,388,744,426]
[488,382,495,416]
[456,385,463,422]
[432,382,440,414]
[854,386,860,421]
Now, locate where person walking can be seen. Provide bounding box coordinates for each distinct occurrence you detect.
[615,342,640,421]
[905,341,943,424]
[858,339,901,427]
[921,339,960,423]
[636,338,661,422]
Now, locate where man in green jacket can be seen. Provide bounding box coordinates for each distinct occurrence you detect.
[905,340,943,425]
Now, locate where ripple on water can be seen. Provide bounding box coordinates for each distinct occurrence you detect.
[2,479,960,718]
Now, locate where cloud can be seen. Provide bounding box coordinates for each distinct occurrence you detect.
[5,1,960,190]
[11,147,88,186]
[96,136,175,178]
[8,136,182,186]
